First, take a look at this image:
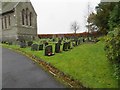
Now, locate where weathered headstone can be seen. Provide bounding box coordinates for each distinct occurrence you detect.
[8,41,12,45]
[45,45,53,56]
[1,41,6,44]
[31,44,38,51]
[52,38,55,42]
[67,42,71,49]
[28,41,33,46]
[78,40,81,45]
[89,37,91,42]
[72,42,76,47]
[44,42,48,46]
[20,41,26,48]
[75,40,78,46]
[58,39,62,45]
[83,38,85,42]
[63,42,68,51]
[39,44,43,50]
[55,43,60,53]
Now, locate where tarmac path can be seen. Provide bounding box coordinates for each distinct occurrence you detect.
[2,47,65,88]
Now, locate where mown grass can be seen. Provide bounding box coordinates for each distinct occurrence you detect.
[1,41,118,88]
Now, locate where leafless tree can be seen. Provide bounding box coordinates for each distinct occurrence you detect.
[71,21,79,34]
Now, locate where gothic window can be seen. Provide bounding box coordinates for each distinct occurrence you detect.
[4,16,7,28]
[8,15,10,26]
[26,8,28,25]
[22,9,25,25]
[1,18,3,29]
[29,12,32,26]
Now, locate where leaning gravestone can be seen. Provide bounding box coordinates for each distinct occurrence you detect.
[20,41,26,48]
[63,42,68,51]
[45,45,54,56]
[55,43,60,53]
[39,44,43,50]
[31,44,38,51]
[27,41,33,46]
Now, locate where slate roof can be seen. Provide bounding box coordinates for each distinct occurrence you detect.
[0,0,37,15]
[1,2,19,14]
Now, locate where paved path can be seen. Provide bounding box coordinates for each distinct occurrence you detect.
[2,47,65,88]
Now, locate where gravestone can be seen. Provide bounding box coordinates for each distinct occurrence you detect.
[75,40,78,46]
[55,43,60,53]
[72,42,76,47]
[90,37,92,42]
[52,38,55,42]
[8,41,12,45]
[83,38,85,42]
[44,42,48,46]
[63,42,68,51]
[28,41,33,46]
[78,40,81,45]
[20,41,26,48]
[39,44,43,50]
[58,39,62,45]
[31,44,38,51]
[67,42,71,49]
[45,45,54,56]
[3,41,7,44]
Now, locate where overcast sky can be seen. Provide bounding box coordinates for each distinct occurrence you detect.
[30,0,100,34]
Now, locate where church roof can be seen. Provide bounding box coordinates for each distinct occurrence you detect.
[1,2,19,14]
[0,0,36,15]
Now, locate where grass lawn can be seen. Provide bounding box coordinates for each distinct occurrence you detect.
[1,41,118,88]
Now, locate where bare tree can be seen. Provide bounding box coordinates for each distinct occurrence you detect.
[71,21,79,34]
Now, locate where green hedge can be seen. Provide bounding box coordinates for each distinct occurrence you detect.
[104,27,120,79]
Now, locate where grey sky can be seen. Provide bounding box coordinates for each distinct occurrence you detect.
[30,0,100,34]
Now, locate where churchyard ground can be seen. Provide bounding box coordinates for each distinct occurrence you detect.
[1,37,118,88]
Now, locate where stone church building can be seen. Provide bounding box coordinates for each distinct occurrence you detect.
[0,0,37,42]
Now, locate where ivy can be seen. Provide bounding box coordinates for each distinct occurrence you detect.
[105,27,120,79]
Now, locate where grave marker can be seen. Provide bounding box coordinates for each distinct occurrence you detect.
[72,42,76,47]
[39,44,43,50]
[63,42,68,51]
[20,41,26,48]
[27,41,33,46]
[31,44,38,51]
[55,43,60,53]
[75,40,78,46]
[8,41,12,45]
[44,42,48,46]
[58,39,62,45]
[78,40,81,45]
[68,42,71,49]
[45,45,54,56]
[83,38,85,42]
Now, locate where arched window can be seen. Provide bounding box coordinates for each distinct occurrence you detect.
[22,9,25,25]
[29,12,32,26]
[8,15,10,26]
[4,16,7,28]
[1,18,3,29]
[26,8,28,25]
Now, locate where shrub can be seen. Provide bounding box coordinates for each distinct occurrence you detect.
[104,26,120,79]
